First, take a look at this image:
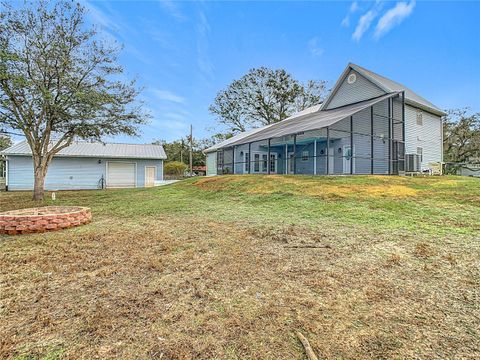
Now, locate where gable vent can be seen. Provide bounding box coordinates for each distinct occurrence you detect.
[347,73,357,84]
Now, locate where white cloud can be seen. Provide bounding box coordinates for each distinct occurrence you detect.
[352,10,378,42]
[341,1,359,28]
[308,37,324,58]
[152,89,185,104]
[196,10,214,81]
[374,1,416,39]
[350,1,359,13]
[158,0,187,22]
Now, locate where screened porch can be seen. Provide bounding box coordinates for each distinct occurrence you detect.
[215,93,406,176]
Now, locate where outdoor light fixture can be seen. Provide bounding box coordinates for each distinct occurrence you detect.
[98,159,102,164]
[240,151,244,156]
[338,148,342,153]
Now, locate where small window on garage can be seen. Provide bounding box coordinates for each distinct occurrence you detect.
[416,111,423,125]
[417,147,423,162]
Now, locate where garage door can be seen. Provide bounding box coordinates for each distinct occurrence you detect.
[107,162,136,188]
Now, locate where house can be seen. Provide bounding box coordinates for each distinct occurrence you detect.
[192,165,207,176]
[1,141,166,190]
[204,63,445,176]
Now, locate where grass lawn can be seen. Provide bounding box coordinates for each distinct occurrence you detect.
[1,175,479,359]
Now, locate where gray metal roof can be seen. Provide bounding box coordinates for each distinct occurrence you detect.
[206,92,398,151]
[1,140,167,159]
[333,63,445,116]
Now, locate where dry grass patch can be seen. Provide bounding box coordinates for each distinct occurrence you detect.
[194,175,419,199]
[2,218,478,359]
[1,175,479,359]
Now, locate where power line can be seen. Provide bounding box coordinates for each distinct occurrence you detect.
[0,130,24,137]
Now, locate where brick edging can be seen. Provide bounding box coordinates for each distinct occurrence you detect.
[0,206,92,235]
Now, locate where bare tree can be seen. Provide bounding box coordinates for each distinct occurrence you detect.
[0,1,148,200]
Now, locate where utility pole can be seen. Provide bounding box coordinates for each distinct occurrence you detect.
[189,124,193,176]
[180,139,184,163]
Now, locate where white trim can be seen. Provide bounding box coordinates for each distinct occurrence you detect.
[106,161,137,189]
[287,152,295,174]
[5,159,8,187]
[144,166,157,187]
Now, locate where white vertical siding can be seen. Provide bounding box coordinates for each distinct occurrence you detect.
[206,152,217,176]
[325,70,385,110]
[6,156,164,190]
[404,105,442,169]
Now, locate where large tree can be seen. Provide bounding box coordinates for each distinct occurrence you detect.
[443,109,480,171]
[209,67,327,133]
[0,1,148,200]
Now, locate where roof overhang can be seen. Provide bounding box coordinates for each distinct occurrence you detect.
[211,92,400,151]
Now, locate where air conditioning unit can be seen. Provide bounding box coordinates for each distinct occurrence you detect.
[405,154,421,173]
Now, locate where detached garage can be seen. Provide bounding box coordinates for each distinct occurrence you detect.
[1,141,166,191]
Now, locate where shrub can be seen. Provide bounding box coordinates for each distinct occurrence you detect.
[164,161,188,176]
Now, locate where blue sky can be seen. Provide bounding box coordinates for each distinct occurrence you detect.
[79,1,479,143]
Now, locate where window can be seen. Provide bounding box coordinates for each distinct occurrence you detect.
[254,153,260,172]
[270,154,276,173]
[301,151,309,161]
[417,147,423,162]
[262,154,268,172]
[416,111,423,125]
[244,152,250,173]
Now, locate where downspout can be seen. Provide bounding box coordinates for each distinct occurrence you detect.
[313,139,317,175]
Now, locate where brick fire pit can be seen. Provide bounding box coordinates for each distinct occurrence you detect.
[0,206,92,235]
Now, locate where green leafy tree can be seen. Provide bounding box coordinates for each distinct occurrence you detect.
[0,1,148,200]
[154,138,206,166]
[0,134,11,177]
[443,109,480,173]
[164,161,187,177]
[209,67,327,133]
[0,134,12,151]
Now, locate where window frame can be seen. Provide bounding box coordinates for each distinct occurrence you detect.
[417,147,423,162]
[416,111,423,126]
[301,150,309,162]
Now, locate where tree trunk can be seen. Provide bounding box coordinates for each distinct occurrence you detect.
[33,165,46,201]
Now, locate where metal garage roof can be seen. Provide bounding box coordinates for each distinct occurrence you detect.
[1,140,167,159]
[205,92,399,152]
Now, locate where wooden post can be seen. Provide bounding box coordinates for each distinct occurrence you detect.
[189,124,193,176]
